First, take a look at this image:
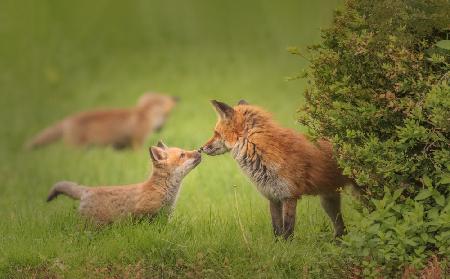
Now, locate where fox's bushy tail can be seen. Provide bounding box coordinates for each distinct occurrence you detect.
[47,181,86,202]
[25,121,64,150]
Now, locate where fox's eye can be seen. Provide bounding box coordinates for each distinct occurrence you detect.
[180,153,185,158]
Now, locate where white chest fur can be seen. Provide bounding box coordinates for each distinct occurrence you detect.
[232,139,291,201]
[162,179,182,213]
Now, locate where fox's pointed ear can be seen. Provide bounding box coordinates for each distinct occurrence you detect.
[211,100,234,120]
[157,140,168,149]
[237,99,249,105]
[149,146,167,162]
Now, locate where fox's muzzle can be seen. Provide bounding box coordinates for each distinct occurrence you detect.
[201,145,216,155]
[200,142,213,154]
[201,141,228,156]
[192,151,202,165]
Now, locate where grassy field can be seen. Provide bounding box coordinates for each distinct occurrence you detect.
[0,1,355,278]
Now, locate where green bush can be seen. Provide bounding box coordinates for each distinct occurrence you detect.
[292,0,450,277]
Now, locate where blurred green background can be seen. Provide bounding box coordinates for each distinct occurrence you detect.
[0,1,347,277]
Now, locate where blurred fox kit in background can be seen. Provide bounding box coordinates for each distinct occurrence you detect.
[46,141,201,224]
[26,93,178,150]
[202,100,355,239]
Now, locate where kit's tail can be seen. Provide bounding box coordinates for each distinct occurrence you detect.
[25,121,64,150]
[47,181,86,202]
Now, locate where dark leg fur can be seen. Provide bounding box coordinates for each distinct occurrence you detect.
[282,199,297,240]
[269,200,283,237]
[112,139,130,150]
[320,193,346,237]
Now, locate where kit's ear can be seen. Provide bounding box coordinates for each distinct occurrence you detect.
[237,99,249,105]
[149,146,167,162]
[210,100,234,120]
[156,140,168,149]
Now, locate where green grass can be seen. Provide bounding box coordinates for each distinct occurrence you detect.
[0,0,354,278]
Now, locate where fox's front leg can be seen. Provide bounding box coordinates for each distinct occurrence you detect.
[282,198,297,240]
[269,200,283,237]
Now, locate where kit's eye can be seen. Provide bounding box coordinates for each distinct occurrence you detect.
[180,153,185,158]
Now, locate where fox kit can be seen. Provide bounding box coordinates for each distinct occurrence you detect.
[201,100,354,239]
[46,141,201,224]
[26,93,178,150]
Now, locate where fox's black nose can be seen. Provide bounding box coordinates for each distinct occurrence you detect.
[172,96,180,103]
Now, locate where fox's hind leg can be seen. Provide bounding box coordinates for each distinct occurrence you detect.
[269,200,283,237]
[320,193,345,238]
[282,198,297,240]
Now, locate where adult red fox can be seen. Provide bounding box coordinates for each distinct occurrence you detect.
[46,141,201,224]
[25,93,178,150]
[201,100,354,239]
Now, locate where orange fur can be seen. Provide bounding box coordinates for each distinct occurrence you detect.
[26,93,177,150]
[202,100,353,238]
[47,141,201,224]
